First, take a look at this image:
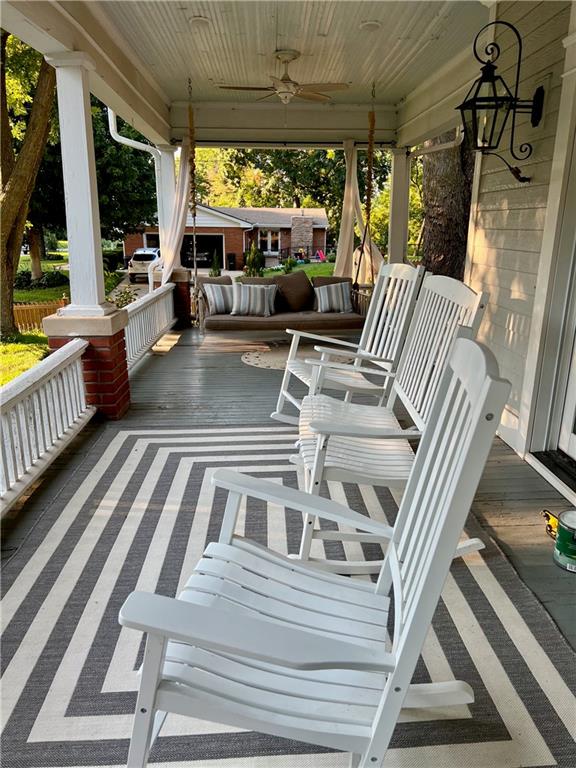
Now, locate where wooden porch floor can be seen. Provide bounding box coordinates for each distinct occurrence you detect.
[3,327,575,651]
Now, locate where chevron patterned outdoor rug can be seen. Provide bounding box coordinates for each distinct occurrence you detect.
[2,425,575,767]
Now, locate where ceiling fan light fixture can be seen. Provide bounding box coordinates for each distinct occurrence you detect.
[359,20,382,32]
[188,15,211,27]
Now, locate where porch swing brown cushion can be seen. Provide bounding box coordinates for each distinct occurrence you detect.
[199,274,364,332]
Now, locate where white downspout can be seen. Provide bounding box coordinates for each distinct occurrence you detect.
[107,109,174,290]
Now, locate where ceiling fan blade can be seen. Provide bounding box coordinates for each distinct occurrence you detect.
[299,83,349,92]
[296,91,332,103]
[218,85,274,92]
[256,92,278,102]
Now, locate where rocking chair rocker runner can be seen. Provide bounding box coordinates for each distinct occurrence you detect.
[271,262,425,425]
[120,337,510,768]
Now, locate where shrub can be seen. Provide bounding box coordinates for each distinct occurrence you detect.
[36,269,69,288]
[45,251,65,261]
[14,270,32,289]
[282,257,297,274]
[243,242,264,277]
[104,270,123,293]
[44,230,58,252]
[208,250,221,277]
[109,286,138,309]
[102,248,125,271]
[327,251,337,263]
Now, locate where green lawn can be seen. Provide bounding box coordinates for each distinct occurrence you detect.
[14,286,70,303]
[263,262,335,278]
[0,331,49,386]
[18,254,69,270]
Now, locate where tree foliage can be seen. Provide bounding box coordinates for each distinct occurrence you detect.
[196,147,391,240]
[1,30,55,337]
[90,100,157,238]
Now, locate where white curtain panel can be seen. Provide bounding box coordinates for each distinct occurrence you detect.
[147,139,191,290]
[334,139,384,283]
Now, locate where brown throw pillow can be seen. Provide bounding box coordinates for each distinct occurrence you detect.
[274,270,315,312]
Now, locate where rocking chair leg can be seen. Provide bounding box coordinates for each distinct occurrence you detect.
[298,436,326,561]
[127,634,166,768]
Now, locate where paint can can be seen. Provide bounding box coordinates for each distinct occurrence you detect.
[553,509,576,573]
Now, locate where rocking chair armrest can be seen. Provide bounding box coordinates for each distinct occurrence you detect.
[309,421,422,441]
[305,358,396,379]
[120,591,396,672]
[212,469,393,537]
[313,346,393,364]
[286,328,360,349]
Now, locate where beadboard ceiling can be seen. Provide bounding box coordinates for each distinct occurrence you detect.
[94,1,488,106]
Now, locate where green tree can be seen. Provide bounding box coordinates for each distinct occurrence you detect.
[1,31,55,336]
[90,99,157,238]
[220,148,391,237]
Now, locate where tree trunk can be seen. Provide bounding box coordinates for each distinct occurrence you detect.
[29,222,44,280]
[0,200,27,336]
[0,31,55,337]
[421,130,475,280]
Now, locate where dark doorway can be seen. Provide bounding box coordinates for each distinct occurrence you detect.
[181,234,224,269]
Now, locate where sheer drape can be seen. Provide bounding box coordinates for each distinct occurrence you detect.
[334,139,383,284]
[148,139,191,290]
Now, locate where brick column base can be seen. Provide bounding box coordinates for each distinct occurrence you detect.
[44,310,130,420]
[154,268,192,329]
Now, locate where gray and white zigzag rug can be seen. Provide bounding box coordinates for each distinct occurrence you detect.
[1,426,575,767]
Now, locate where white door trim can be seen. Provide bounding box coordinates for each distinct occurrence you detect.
[519,8,576,457]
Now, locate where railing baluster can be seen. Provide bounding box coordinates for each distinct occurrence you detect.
[1,339,94,513]
[124,284,176,373]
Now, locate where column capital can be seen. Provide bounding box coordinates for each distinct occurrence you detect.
[45,51,96,71]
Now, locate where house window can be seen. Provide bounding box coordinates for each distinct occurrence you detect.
[259,229,280,254]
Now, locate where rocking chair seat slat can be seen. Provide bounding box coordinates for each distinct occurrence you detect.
[191,557,387,623]
[203,540,390,609]
[299,394,414,483]
[287,359,386,393]
[155,680,372,753]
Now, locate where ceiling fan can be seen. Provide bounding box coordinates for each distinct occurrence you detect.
[218,49,349,104]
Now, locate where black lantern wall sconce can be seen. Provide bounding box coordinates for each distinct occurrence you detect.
[457,21,545,183]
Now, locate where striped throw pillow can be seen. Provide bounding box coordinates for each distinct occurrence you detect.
[204,283,234,315]
[231,283,277,316]
[315,282,353,313]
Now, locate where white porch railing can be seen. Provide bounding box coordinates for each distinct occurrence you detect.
[1,339,95,516]
[125,284,176,371]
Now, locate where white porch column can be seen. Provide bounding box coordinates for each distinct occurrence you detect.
[388,148,411,263]
[45,52,114,316]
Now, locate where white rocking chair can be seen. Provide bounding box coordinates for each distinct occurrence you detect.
[120,337,510,768]
[271,263,425,425]
[296,275,487,572]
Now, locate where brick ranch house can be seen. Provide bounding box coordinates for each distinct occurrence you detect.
[124,204,329,271]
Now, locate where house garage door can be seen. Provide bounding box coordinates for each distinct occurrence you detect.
[181,234,224,269]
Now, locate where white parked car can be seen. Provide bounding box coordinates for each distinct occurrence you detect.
[128,248,161,282]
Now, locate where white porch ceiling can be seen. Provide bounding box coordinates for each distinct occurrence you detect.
[97,0,488,106]
[5,0,490,145]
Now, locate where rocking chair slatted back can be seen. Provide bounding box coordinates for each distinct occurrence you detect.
[392,275,487,430]
[271,263,424,425]
[358,263,423,367]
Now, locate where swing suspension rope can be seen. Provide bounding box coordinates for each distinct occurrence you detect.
[188,78,198,284]
[354,83,376,289]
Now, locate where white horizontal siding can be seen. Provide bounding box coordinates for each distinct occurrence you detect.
[468,1,572,443]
